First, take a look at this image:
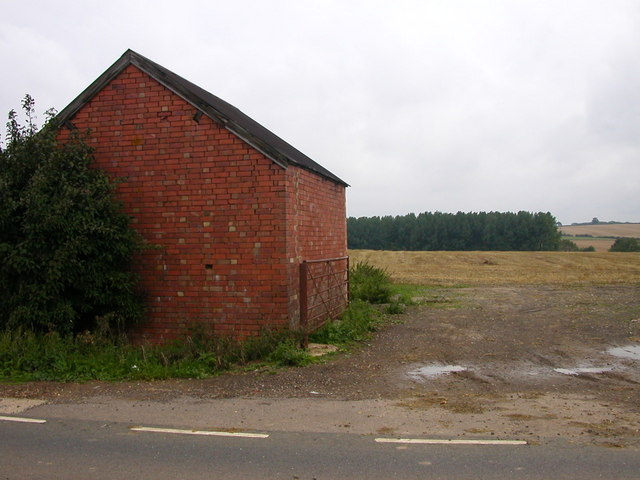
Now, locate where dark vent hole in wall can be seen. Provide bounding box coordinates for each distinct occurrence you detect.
[204,264,213,270]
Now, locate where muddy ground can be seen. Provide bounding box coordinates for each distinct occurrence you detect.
[2,285,640,446]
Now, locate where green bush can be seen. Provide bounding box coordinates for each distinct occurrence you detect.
[310,300,382,345]
[558,238,580,251]
[349,261,392,303]
[609,237,640,252]
[0,96,142,334]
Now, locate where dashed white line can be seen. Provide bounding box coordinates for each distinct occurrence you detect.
[0,415,47,424]
[0,414,527,446]
[130,426,269,438]
[375,438,527,446]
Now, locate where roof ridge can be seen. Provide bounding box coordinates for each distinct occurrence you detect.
[56,50,348,186]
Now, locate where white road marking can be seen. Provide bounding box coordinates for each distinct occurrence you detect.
[0,415,47,424]
[375,438,527,446]
[130,426,269,438]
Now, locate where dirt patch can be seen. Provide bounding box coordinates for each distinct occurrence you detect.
[2,284,639,445]
[0,397,46,414]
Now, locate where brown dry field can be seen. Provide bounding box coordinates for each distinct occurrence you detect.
[568,236,615,252]
[559,224,640,252]
[560,223,640,237]
[349,249,640,286]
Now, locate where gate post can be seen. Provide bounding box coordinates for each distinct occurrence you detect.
[299,261,309,347]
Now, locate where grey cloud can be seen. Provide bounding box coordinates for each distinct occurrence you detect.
[1,0,639,224]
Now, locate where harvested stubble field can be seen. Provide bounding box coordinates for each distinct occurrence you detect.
[560,223,640,238]
[566,236,616,252]
[349,249,640,286]
[560,223,640,252]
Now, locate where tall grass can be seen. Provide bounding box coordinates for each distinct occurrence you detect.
[1,261,402,382]
[0,327,298,382]
[309,299,382,345]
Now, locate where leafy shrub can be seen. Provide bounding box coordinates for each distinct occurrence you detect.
[609,237,640,252]
[349,261,392,303]
[558,239,580,251]
[0,96,142,334]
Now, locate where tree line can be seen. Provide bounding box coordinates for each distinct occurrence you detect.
[348,211,561,251]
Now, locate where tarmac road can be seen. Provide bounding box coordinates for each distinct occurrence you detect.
[2,414,640,480]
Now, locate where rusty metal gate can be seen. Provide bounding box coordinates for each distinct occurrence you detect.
[299,256,349,339]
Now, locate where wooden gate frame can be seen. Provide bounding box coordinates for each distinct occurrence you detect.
[299,256,349,344]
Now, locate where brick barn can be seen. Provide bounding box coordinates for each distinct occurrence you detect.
[55,50,348,340]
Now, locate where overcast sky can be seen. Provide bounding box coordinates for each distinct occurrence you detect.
[2,1,639,224]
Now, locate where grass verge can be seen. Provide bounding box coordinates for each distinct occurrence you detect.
[0,261,415,382]
[0,327,310,382]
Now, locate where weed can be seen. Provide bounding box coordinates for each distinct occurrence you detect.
[310,300,382,346]
[310,263,412,345]
[0,326,302,382]
[388,284,425,305]
[349,261,392,303]
[384,302,406,315]
[268,339,314,367]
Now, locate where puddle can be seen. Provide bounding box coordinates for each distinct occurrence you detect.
[408,364,467,379]
[607,345,640,360]
[553,367,613,376]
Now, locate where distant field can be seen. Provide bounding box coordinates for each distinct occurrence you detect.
[566,237,616,252]
[559,224,640,251]
[560,223,640,238]
[349,250,640,286]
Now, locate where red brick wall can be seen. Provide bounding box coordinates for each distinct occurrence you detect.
[285,167,347,326]
[57,64,347,340]
[58,64,296,340]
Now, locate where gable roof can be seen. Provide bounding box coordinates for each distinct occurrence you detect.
[56,49,348,186]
